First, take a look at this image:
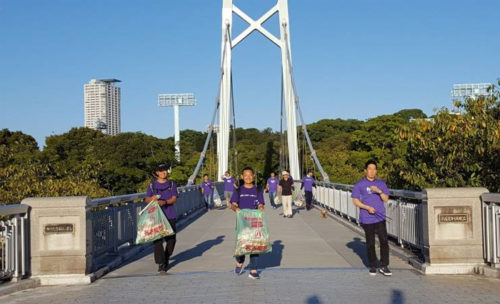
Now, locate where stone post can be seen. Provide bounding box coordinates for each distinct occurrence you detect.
[421,188,487,274]
[22,196,92,285]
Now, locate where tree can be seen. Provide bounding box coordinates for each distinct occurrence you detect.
[393,109,427,121]
[394,88,500,192]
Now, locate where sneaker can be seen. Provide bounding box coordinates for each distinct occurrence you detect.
[379,266,392,276]
[158,264,167,273]
[234,265,244,275]
[369,268,377,276]
[248,271,260,279]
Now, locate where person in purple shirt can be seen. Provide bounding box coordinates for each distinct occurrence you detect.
[201,174,215,211]
[145,164,179,274]
[301,171,316,210]
[351,160,391,277]
[265,172,279,209]
[230,166,265,279]
[223,171,238,208]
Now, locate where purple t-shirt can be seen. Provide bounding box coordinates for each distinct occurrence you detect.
[223,177,236,192]
[301,176,315,192]
[201,180,214,195]
[230,186,265,210]
[146,180,179,220]
[267,177,278,193]
[351,178,389,224]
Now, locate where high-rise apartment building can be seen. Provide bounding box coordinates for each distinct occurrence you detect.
[84,79,121,135]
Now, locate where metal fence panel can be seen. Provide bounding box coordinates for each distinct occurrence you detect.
[89,185,206,263]
[0,204,29,281]
[334,189,341,212]
[340,190,348,216]
[481,194,500,267]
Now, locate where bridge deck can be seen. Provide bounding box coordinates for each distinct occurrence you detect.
[2,206,499,304]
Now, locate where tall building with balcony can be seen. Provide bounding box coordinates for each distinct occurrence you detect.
[84,79,121,135]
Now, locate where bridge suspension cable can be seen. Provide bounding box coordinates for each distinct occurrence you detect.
[281,23,330,182]
[187,25,231,185]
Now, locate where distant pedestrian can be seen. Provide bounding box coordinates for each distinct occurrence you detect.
[145,164,178,273]
[301,171,316,210]
[201,174,215,211]
[278,171,294,218]
[223,171,238,208]
[266,172,279,209]
[351,160,391,276]
[231,167,265,279]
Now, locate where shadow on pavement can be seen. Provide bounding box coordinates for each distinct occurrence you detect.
[306,295,323,304]
[258,240,284,269]
[390,289,405,304]
[168,235,225,270]
[346,237,369,267]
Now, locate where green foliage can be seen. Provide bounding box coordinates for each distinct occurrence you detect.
[394,93,500,192]
[393,109,427,120]
[2,95,498,205]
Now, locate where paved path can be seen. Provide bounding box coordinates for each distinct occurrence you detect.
[1,205,499,304]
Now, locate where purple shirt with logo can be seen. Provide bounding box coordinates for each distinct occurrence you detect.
[223,177,236,192]
[351,178,389,224]
[201,180,214,195]
[146,180,179,219]
[301,176,316,192]
[230,186,265,210]
[267,177,278,193]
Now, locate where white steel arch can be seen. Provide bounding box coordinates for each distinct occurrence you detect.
[218,0,300,180]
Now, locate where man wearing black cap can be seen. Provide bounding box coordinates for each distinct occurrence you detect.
[145,164,178,273]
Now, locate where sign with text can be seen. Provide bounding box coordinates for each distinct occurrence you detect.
[438,213,469,224]
[44,223,74,234]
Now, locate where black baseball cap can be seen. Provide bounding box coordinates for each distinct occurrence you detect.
[156,164,169,172]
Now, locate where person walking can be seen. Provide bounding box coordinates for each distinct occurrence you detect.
[145,164,178,273]
[278,171,294,218]
[301,171,316,210]
[231,167,265,279]
[201,174,215,211]
[265,172,279,209]
[223,171,237,208]
[351,160,392,276]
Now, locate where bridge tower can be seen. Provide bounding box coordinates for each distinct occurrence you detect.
[218,0,300,180]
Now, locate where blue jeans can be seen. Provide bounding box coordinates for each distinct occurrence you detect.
[204,194,213,209]
[235,254,259,270]
[268,191,277,208]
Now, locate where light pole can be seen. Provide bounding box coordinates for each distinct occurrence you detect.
[158,93,196,162]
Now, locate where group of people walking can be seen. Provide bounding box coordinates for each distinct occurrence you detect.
[144,160,392,278]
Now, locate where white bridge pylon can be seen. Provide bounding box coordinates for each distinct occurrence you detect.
[218,0,300,180]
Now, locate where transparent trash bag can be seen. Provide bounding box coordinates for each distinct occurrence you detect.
[136,200,175,244]
[234,209,272,256]
[213,188,223,207]
[293,188,304,207]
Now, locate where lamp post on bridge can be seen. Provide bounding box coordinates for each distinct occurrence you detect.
[158,93,196,163]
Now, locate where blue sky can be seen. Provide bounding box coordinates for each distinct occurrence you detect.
[1,0,499,148]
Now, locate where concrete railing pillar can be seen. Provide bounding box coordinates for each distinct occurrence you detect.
[22,196,92,285]
[421,188,488,274]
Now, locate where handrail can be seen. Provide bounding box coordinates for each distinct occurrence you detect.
[0,203,29,281]
[0,204,29,216]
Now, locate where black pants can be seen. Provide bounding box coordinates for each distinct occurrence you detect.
[154,218,177,265]
[305,191,313,207]
[362,221,389,268]
[235,254,259,270]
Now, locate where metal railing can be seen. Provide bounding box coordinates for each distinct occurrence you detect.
[312,181,426,250]
[88,184,207,263]
[482,193,500,268]
[0,204,29,281]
